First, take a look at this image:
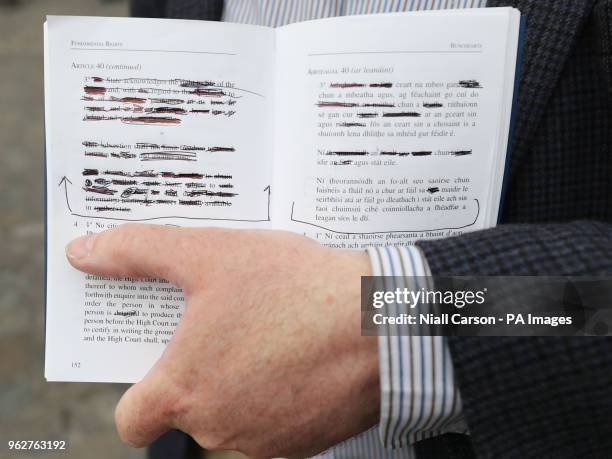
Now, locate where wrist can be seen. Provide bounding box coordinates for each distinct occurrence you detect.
[328,249,380,434]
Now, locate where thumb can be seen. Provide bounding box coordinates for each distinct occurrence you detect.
[65,223,194,290]
[114,363,180,447]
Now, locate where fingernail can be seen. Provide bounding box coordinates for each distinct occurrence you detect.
[66,234,97,260]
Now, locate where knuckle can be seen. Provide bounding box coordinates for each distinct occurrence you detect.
[158,376,191,425]
[159,395,187,428]
[193,431,233,452]
[158,370,203,432]
[242,441,276,459]
[179,397,236,452]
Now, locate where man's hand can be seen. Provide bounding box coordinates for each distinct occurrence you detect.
[65,224,378,458]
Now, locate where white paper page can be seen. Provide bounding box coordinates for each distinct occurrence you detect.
[44,16,274,382]
[273,8,519,249]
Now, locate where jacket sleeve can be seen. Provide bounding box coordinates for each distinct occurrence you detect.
[416,220,612,458]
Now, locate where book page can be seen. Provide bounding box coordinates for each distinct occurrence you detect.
[44,16,275,382]
[273,8,519,249]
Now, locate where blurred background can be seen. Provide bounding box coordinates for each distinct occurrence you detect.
[0,1,241,458]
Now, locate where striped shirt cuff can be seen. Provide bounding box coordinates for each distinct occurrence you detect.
[367,246,468,449]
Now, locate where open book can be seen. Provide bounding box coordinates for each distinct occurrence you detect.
[44,8,522,382]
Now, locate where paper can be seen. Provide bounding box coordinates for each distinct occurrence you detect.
[44,9,520,382]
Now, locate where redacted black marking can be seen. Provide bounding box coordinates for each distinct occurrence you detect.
[103,170,130,177]
[382,112,421,118]
[101,170,157,178]
[411,151,432,156]
[369,83,392,88]
[111,179,138,186]
[84,115,122,121]
[327,151,369,156]
[120,187,148,198]
[132,171,159,177]
[145,107,187,115]
[83,185,116,195]
[423,102,443,108]
[211,110,236,117]
[136,143,160,149]
[121,116,181,125]
[148,98,184,105]
[330,83,365,88]
[337,122,366,127]
[85,106,126,112]
[82,96,148,104]
[317,101,359,108]
[179,145,206,151]
[110,152,137,159]
[84,86,106,95]
[453,150,473,156]
[95,206,130,212]
[96,171,233,180]
[380,151,410,157]
[179,80,216,88]
[207,146,235,152]
[427,187,440,194]
[362,103,394,108]
[140,151,197,161]
[179,200,202,206]
[357,113,378,118]
[184,190,237,198]
[190,88,226,97]
[119,97,147,104]
[134,171,159,177]
[85,196,118,203]
[161,172,204,179]
[458,80,482,88]
[122,198,155,205]
[84,141,131,149]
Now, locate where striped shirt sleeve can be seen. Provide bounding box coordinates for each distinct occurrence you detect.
[367,246,468,449]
